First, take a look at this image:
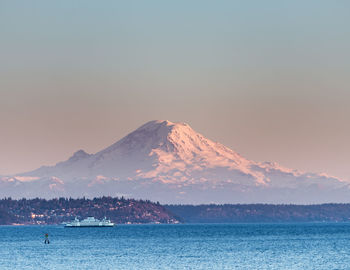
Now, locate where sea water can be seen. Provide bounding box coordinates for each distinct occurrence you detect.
[1,223,350,269]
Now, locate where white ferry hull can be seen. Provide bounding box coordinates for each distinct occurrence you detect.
[64,224,114,227]
[64,217,115,227]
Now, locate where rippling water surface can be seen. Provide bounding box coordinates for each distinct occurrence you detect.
[1,223,350,269]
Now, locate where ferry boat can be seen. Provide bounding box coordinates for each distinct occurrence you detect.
[64,217,114,227]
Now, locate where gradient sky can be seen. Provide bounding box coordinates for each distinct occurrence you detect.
[1,1,349,180]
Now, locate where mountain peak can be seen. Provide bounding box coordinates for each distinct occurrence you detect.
[68,150,90,162]
[135,120,189,132]
[97,120,196,156]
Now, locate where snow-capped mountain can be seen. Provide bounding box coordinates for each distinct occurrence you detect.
[1,120,349,203]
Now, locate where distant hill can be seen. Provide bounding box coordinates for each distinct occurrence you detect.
[0,197,181,225]
[165,204,350,223]
[1,120,349,204]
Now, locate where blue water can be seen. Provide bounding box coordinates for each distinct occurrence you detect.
[1,223,350,269]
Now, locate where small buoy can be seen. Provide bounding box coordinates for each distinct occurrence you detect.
[44,233,50,244]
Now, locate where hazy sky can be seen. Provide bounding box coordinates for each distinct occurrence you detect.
[1,1,349,180]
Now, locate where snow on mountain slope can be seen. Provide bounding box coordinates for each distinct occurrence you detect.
[1,120,349,203]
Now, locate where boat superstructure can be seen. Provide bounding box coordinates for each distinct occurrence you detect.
[64,217,114,227]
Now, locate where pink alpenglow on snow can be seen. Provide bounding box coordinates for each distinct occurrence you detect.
[1,120,349,204]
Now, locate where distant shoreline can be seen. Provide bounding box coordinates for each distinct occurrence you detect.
[165,203,350,223]
[2,196,350,225]
[3,221,350,227]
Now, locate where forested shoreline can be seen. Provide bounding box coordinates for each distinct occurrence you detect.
[2,197,350,225]
[165,204,350,223]
[0,197,180,225]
